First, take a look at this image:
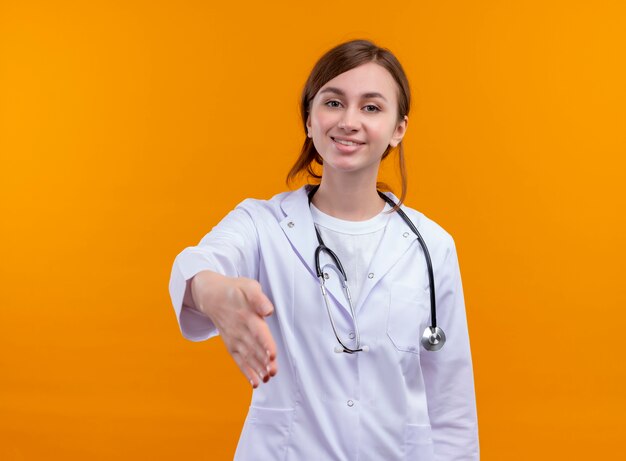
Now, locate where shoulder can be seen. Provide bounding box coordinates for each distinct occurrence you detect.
[393,200,458,267]
[402,205,454,246]
[382,191,456,250]
[232,188,301,221]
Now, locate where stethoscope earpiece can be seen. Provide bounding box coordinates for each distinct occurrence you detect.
[421,326,446,352]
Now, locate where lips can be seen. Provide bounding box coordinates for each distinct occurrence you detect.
[330,136,365,154]
[331,137,365,146]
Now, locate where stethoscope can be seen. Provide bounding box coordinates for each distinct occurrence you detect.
[308,185,446,353]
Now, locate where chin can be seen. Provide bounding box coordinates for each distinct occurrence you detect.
[324,161,376,176]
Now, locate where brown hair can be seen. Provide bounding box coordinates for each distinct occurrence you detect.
[286,39,411,209]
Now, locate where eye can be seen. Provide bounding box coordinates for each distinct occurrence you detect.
[324,100,342,108]
[363,104,381,113]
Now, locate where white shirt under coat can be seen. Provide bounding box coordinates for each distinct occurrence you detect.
[310,201,390,307]
[169,186,480,460]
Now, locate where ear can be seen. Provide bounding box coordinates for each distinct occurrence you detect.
[306,113,312,138]
[389,115,408,147]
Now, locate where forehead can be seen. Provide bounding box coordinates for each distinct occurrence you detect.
[317,62,398,101]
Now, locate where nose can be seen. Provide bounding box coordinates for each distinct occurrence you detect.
[337,107,360,132]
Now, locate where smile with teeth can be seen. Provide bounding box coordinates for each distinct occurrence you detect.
[332,137,363,146]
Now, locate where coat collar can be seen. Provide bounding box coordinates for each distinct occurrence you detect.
[279,185,320,279]
[279,186,421,316]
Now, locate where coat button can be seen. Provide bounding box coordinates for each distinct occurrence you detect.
[403,232,410,238]
[347,400,354,407]
[348,332,355,339]
[368,273,374,279]
[287,222,295,228]
[324,272,330,280]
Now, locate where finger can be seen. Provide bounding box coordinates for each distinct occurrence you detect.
[232,351,263,388]
[248,316,277,365]
[230,325,273,384]
[254,296,274,318]
[233,354,260,388]
[221,319,273,385]
[232,336,275,385]
[233,335,270,384]
[267,355,278,378]
[251,345,275,382]
[243,282,274,317]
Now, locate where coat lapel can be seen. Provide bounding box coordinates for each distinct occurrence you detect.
[279,187,352,316]
[355,193,421,313]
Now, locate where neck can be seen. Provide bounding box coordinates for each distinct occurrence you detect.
[311,170,385,221]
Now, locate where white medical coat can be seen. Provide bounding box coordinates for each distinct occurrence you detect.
[169,186,479,460]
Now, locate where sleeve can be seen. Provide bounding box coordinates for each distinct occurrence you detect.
[168,202,261,342]
[420,238,480,460]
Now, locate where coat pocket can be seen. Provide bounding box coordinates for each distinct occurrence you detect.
[404,424,435,460]
[387,283,430,354]
[234,406,295,461]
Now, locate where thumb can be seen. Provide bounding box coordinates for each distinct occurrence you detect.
[254,292,274,317]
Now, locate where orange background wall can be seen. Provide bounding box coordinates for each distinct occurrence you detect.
[1,1,625,459]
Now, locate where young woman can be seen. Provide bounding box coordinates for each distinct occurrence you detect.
[169,39,479,460]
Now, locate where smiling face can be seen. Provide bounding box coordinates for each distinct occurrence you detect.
[306,62,408,179]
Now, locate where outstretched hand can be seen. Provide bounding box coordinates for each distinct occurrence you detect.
[190,271,278,388]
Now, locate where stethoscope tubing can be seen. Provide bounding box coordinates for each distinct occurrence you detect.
[377,192,438,329]
[307,184,445,352]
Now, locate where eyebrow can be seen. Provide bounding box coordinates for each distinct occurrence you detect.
[319,87,388,102]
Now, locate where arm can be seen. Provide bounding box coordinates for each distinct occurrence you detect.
[168,204,260,341]
[420,239,479,460]
[168,203,277,387]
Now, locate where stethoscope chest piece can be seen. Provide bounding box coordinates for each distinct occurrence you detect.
[421,326,446,351]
